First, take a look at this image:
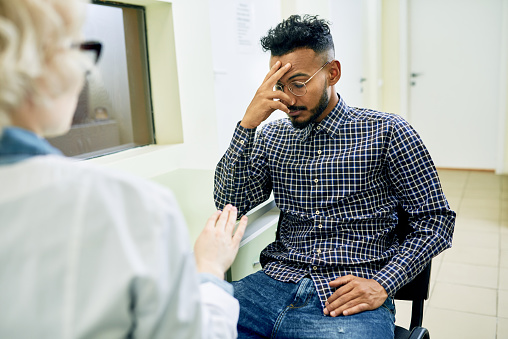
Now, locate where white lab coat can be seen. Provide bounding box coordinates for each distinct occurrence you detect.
[0,155,238,338]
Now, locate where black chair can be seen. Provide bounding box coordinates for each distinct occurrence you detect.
[393,262,431,339]
[393,206,431,339]
[276,208,431,339]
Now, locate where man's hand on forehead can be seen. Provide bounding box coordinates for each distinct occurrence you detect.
[240,60,294,129]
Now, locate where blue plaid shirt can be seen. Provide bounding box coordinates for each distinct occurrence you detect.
[214,96,455,307]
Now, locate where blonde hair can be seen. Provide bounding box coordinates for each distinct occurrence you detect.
[0,0,87,128]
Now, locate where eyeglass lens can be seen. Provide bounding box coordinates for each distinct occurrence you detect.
[273,82,307,97]
[288,82,307,96]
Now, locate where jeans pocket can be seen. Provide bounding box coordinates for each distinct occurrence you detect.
[380,297,396,316]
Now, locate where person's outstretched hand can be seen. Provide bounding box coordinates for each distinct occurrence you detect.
[194,205,248,279]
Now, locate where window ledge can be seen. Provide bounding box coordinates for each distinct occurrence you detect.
[85,143,184,178]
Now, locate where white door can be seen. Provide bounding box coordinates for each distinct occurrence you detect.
[331,0,378,109]
[408,0,503,170]
[331,0,365,107]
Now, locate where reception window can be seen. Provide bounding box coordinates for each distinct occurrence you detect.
[48,1,154,158]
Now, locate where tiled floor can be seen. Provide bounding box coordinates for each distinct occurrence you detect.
[394,169,508,339]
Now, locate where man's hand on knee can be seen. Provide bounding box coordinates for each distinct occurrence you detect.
[323,275,388,317]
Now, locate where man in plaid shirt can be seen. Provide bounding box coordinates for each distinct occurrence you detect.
[214,15,455,339]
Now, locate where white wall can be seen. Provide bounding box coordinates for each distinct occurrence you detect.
[209,0,282,155]
[281,0,331,19]
[170,0,221,169]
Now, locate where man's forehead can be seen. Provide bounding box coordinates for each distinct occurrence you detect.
[270,49,322,74]
[270,51,325,83]
[270,49,318,64]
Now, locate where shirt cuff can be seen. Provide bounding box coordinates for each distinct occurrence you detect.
[199,273,234,296]
[228,122,256,153]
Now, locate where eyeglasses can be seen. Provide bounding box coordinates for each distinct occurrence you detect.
[274,61,330,97]
[74,41,102,64]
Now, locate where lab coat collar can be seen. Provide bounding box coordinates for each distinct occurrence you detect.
[0,127,62,165]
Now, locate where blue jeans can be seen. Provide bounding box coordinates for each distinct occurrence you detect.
[232,271,395,339]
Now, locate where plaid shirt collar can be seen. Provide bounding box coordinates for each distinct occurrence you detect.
[293,94,350,142]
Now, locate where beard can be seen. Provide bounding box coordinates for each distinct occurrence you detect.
[289,88,329,130]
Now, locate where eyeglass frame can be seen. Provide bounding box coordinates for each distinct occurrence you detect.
[274,60,331,97]
[73,41,102,64]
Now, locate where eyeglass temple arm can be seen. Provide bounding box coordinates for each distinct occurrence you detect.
[303,61,331,84]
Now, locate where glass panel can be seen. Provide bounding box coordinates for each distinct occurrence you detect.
[47,1,154,158]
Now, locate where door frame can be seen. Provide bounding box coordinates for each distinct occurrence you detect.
[498,0,508,174]
[398,0,508,173]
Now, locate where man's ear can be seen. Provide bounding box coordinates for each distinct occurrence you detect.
[328,60,341,86]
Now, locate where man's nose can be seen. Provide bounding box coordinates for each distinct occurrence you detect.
[281,96,295,108]
[282,89,297,106]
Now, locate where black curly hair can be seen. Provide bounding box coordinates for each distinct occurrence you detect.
[260,15,334,57]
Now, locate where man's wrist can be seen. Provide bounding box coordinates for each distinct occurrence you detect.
[240,119,257,129]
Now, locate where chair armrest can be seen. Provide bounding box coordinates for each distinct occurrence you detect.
[408,326,430,339]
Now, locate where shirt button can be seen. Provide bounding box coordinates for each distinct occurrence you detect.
[314,179,318,183]
[317,150,322,155]
[315,210,320,215]
[318,224,323,228]
[240,140,245,145]
[316,249,322,254]
[313,266,318,270]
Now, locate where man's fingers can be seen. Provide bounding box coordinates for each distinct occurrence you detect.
[262,62,291,87]
[342,303,370,316]
[262,60,282,83]
[324,276,388,317]
[270,101,291,114]
[266,62,291,87]
[324,283,355,314]
[267,89,294,107]
[325,289,365,317]
[324,275,361,316]
[329,275,353,287]
[253,90,293,115]
[329,300,368,317]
